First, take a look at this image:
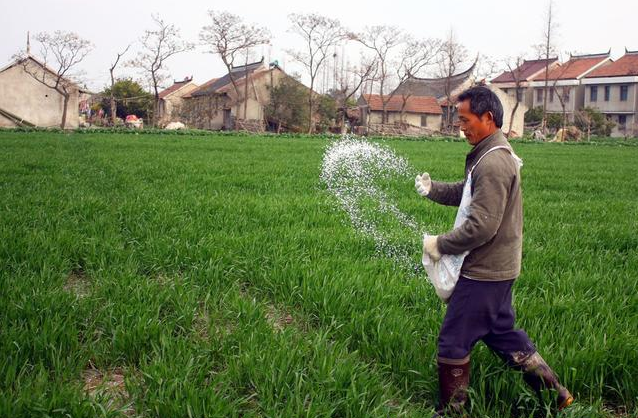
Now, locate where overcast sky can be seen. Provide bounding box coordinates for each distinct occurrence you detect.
[2,0,636,92]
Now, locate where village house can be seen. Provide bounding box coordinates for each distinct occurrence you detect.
[491,58,559,109]
[392,62,476,130]
[157,77,199,126]
[582,49,638,137]
[182,58,300,132]
[529,52,611,120]
[357,94,442,135]
[383,60,525,137]
[0,55,79,128]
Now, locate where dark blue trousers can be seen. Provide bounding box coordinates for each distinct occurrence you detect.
[438,276,536,364]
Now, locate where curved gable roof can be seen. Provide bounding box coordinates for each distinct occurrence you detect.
[392,60,476,99]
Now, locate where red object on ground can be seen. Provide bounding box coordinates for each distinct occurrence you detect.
[125,115,139,122]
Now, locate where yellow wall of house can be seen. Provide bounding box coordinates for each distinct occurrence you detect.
[159,83,199,125]
[0,63,78,128]
[229,68,287,120]
[368,110,442,130]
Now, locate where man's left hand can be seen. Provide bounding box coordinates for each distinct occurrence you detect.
[423,235,441,262]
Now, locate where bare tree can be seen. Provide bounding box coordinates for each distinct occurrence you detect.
[129,15,193,126]
[438,29,468,132]
[353,25,405,124]
[331,53,378,132]
[396,37,441,123]
[549,56,577,135]
[109,45,131,125]
[503,55,526,138]
[287,13,346,133]
[538,0,559,133]
[200,11,270,121]
[13,31,92,129]
[475,54,499,83]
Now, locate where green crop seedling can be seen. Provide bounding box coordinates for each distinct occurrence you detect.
[0,131,636,417]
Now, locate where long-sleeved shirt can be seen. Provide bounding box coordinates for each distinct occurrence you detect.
[427,130,523,281]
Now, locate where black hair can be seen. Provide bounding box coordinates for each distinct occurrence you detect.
[457,86,504,128]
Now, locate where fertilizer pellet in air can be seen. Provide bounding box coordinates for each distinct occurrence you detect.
[320,135,427,271]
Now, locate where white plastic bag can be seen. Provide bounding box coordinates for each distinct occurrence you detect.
[422,146,522,302]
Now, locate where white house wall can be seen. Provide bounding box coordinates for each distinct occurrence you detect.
[0,64,78,128]
[584,83,636,113]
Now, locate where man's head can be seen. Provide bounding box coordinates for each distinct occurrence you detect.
[456,86,503,145]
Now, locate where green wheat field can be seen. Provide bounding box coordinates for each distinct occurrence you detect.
[0,131,636,418]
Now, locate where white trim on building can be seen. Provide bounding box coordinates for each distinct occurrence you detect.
[582,76,638,85]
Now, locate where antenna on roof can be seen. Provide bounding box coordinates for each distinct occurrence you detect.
[26,31,31,55]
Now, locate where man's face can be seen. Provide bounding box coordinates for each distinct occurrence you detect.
[457,99,494,145]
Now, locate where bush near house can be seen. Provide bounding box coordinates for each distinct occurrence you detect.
[265,78,310,133]
[100,79,154,120]
[575,106,615,137]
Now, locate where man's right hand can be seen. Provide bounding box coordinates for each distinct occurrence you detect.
[415,173,432,197]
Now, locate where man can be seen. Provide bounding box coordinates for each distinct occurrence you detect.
[415,86,573,416]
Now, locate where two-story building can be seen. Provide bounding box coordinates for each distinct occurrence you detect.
[529,52,611,120]
[582,49,638,137]
[491,58,559,109]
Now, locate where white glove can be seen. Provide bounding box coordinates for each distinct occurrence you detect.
[423,235,441,262]
[415,173,432,197]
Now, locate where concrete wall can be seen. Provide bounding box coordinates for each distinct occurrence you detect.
[489,85,527,137]
[228,68,287,121]
[606,114,636,137]
[0,62,78,128]
[368,110,441,130]
[532,85,580,114]
[181,95,225,130]
[584,83,636,113]
[159,83,199,125]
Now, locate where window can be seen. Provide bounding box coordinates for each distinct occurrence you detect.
[604,85,610,101]
[420,115,428,127]
[620,85,629,101]
[516,89,523,102]
[536,88,543,102]
[619,114,627,127]
[549,88,554,102]
[562,87,570,102]
[590,86,598,102]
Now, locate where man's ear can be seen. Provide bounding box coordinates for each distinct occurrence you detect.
[482,111,495,125]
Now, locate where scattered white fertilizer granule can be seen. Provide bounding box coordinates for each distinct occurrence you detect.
[320,135,425,271]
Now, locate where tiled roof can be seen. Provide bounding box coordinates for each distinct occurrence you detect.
[189,60,266,98]
[183,78,219,98]
[491,58,558,83]
[392,61,476,99]
[585,51,638,77]
[361,94,442,114]
[532,53,610,81]
[158,79,193,99]
[216,69,271,93]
